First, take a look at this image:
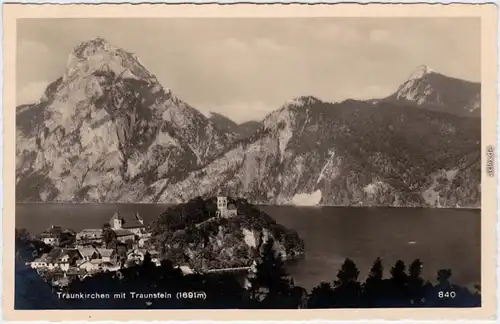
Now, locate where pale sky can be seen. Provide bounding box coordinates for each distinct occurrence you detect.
[17,18,480,123]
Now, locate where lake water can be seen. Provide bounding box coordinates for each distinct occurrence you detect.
[16,203,481,291]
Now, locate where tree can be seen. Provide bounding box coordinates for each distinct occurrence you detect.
[15,228,31,241]
[251,238,291,304]
[332,258,362,307]
[366,257,383,282]
[307,282,335,308]
[408,259,425,305]
[437,268,452,285]
[334,258,360,286]
[168,247,187,265]
[125,239,134,250]
[160,259,179,278]
[389,260,409,305]
[102,223,117,248]
[140,252,156,278]
[235,245,249,262]
[430,268,460,307]
[363,257,385,306]
[125,259,136,268]
[115,244,128,266]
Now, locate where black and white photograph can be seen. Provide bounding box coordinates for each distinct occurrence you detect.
[9,6,495,316]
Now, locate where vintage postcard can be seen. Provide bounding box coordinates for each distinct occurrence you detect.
[3,3,498,321]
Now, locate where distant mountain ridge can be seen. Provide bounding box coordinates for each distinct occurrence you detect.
[16,38,481,207]
[148,98,480,207]
[384,65,481,117]
[208,112,262,141]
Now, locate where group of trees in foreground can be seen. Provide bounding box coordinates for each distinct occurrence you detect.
[31,238,480,309]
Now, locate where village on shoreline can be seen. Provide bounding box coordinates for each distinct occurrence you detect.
[26,211,165,285]
[19,196,256,289]
[15,196,482,309]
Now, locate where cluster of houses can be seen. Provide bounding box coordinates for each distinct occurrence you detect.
[29,197,242,285]
[39,225,75,247]
[30,212,159,280]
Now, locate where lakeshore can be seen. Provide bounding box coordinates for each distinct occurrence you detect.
[16,202,481,290]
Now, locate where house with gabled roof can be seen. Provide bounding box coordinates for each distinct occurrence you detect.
[58,249,82,272]
[77,247,99,261]
[77,259,102,273]
[97,248,117,264]
[40,225,71,246]
[43,248,63,270]
[114,229,136,244]
[41,225,76,247]
[109,212,146,235]
[30,253,49,269]
[76,228,103,243]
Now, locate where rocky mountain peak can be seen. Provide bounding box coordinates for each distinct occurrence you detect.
[283,95,322,109]
[64,37,153,84]
[16,38,238,203]
[72,37,115,58]
[15,38,481,207]
[386,65,481,117]
[406,64,434,81]
[262,96,320,131]
[394,65,438,103]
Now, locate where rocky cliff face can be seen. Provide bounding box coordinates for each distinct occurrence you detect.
[16,38,481,208]
[148,197,304,269]
[148,97,480,207]
[16,38,232,202]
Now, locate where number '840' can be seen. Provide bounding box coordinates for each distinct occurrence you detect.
[438,291,456,298]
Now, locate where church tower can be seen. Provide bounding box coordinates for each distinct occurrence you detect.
[110,212,123,230]
[217,196,228,218]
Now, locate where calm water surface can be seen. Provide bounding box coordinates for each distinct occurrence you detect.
[16,203,480,291]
